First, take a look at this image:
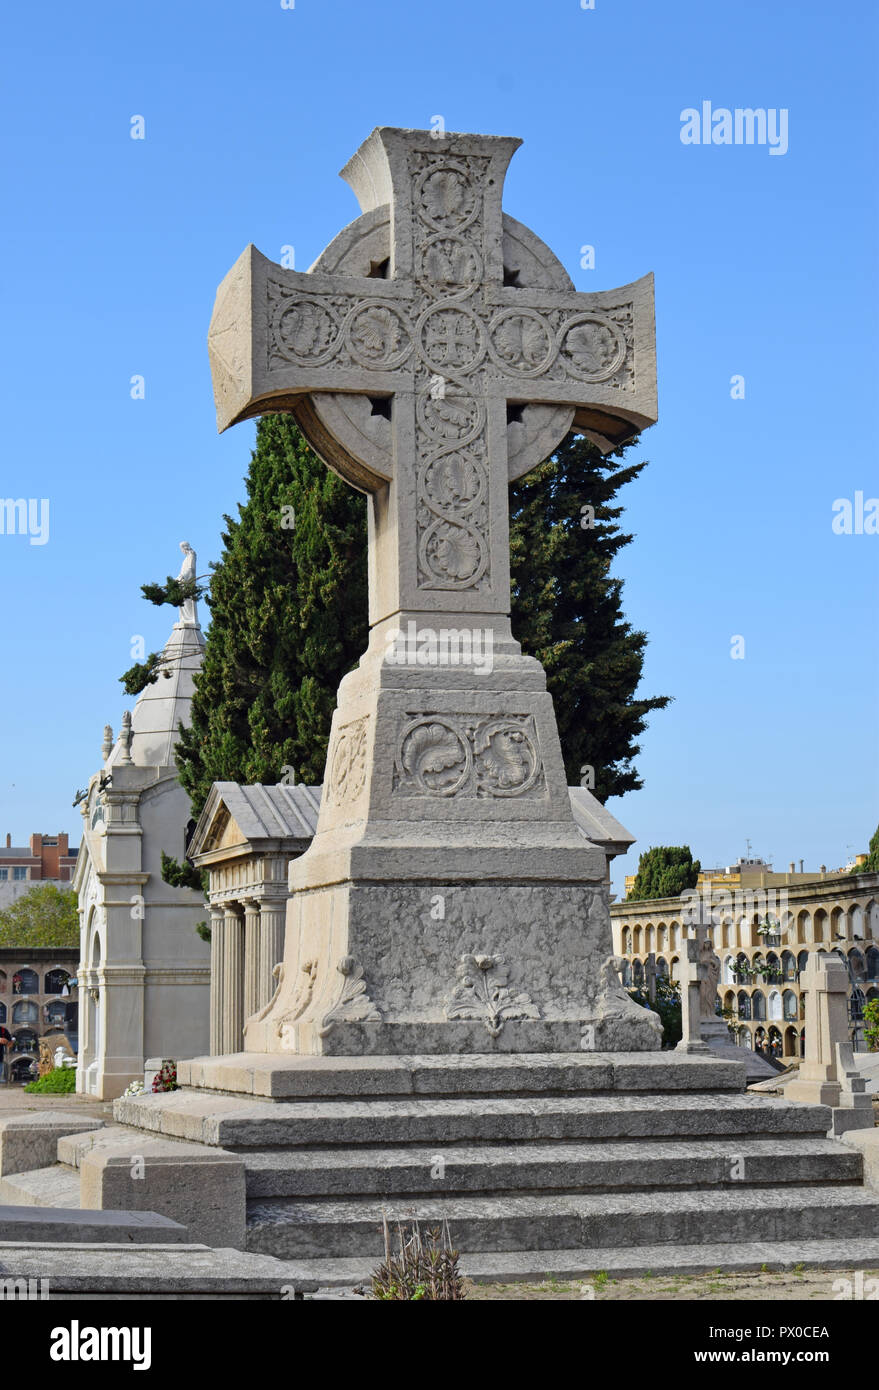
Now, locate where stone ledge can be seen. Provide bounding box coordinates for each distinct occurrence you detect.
[0,1113,104,1178]
[176,1050,745,1100]
[0,1204,188,1244]
[0,1241,318,1297]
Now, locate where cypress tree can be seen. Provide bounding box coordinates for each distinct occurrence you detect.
[174,416,368,817]
[509,432,671,800]
[174,422,668,820]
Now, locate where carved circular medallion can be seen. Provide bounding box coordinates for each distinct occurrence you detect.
[415,163,479,233]
[418,516,488,589]
[473,719,541,797]
[417,303,486,375]
[420,450,486,514]
[396,717,472,796]
[416,386,484,443]
[344,301,412,370]
[329,720,368,805]
[273,296,341,365]
[560,314,626,382]
[418,234,482,296]
[487,308,556,377]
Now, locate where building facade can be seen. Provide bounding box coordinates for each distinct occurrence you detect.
[0,947,79,1083]
[74,552,211,1099]
[0,833,78,909]
[611,869,879,1056]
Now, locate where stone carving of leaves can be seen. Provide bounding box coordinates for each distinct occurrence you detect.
[494,315,548,370]
[474,725,532,791]
[428,522,481,581]
[431,453,481,508]
[429,395,478,437]
[421,169,471,224]
[278,300,335,358]
[402,722,467,788]
[351,306,401,360]
[444,953,540,1039]
[424,238,478,288]
[318,956,381,1037]
[565,320,619,378]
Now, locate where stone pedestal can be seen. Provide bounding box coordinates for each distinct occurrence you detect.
[245,623,660,1056]
[786,954,873,1135]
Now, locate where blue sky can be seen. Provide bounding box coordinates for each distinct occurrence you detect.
[0,0,876,893]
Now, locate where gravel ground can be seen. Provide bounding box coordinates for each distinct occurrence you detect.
[464,1268,879,1300]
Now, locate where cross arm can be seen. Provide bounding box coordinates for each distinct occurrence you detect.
[486,272,657,460]
[208,244,415,432]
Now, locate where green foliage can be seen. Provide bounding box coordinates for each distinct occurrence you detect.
[628,976,682,1047]
[24,1065,76,1094]
[864,999,879,1052]
[850,824,879,875]
[141,575,206,608]
[0,883,79,948]
[509,432,671,799]
[195,921,211,943]
[371,1218,465,1301]
[119,651,162,695]
[174,422,669,818]
[175,416,369,818]
[160,852,206,893]
[627,846,701,901]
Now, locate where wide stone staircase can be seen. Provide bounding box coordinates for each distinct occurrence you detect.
[96,1051,879,1285]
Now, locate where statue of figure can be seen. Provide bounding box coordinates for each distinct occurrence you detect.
[177,541,197,625]
[699,936,721,1017]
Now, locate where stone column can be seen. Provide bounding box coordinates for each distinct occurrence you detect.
[786,954,873,1133]
[258,902,286,1013]
[221,903,245,1055]
[243,900,262,1024]
[209,906,225,1056]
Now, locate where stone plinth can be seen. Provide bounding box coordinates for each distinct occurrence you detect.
[786,954,873,1135]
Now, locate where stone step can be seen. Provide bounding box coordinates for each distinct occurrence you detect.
[0,1164,80,1209]
[115,1089,831,1148]
[273,1236,879,1288]
[241,1135,863,1198]
[0,1241,318,1296]
[0,1206,189,1245]
[57,1125,226,1169]
[245,1186,879,1259]
[178,1051,746,1100]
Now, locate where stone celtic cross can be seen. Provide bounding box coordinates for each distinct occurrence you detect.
[207,127,660,1057]
[209,127,657,627]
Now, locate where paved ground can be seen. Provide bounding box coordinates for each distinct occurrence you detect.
[0,1083,114,1122]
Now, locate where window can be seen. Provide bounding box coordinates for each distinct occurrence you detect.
[0,869,7,880]
[12,867,27,881]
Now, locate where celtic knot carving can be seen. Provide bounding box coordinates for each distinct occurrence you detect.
[328,716,369,807]
[393,714,544,799]
[261,141,639,602]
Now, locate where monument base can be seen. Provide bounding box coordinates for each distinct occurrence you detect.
[245,878,661,1056]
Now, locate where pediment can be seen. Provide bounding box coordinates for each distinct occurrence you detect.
[201,806,247,853]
